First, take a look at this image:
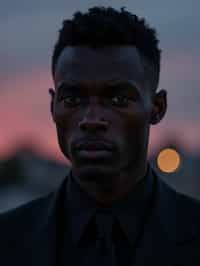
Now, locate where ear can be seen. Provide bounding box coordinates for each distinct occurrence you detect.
[150,89,167,125]
[49,88,56,123]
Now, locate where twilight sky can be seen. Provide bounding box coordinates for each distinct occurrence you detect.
[0,0,200,161]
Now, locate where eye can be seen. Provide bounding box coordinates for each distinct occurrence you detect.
[61,95,82,107]
[110,95,129,107]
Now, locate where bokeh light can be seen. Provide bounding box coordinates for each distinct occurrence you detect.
[157,148,181,173]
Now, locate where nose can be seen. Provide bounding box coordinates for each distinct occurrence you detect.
[78,99,109,131]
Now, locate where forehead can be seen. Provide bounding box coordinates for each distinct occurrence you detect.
[54,46,146,88]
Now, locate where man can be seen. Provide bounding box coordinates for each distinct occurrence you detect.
[0,6,200,266]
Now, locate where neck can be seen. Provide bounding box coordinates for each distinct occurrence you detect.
[72,161,148,207]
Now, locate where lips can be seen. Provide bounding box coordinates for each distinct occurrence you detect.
[75,140,114,159]
[76,141,113,151]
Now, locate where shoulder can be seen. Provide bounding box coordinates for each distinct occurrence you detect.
[175,189,200,212]
[158,176,200,217]
[166,186,200,262]
[174,189,200,231]
[156,176,200,243]
[0,176,69,262]
[0,174,69,236]
[0,191,55,234]
[0,191,53,217]
[174,189,200,232]
[0,192,55,261]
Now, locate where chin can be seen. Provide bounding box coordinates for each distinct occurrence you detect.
[72,164,116,183]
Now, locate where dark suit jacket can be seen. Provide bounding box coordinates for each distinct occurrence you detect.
[0,169,200,266]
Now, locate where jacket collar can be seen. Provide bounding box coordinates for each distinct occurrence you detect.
[50,168,200,266]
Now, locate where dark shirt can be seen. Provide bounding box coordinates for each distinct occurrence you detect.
[65,165,154,266]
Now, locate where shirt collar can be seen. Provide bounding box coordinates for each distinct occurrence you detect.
[67,164,154,246]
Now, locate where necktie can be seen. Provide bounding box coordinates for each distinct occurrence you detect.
[94,211,116,266]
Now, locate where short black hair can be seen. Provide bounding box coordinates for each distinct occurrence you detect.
[52,6,161,90]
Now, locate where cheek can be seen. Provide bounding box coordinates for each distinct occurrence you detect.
[54,108,76,151]
[54,104,78,132]
[118,107,151,143]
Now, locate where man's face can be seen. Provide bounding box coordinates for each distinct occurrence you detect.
[51,46,166,182]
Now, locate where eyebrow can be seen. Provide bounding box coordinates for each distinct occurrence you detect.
[57,82,81,99]
[56,80,141,97]
[106,80,141,94]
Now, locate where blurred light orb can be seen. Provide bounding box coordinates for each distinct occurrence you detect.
[157,148,181,173]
